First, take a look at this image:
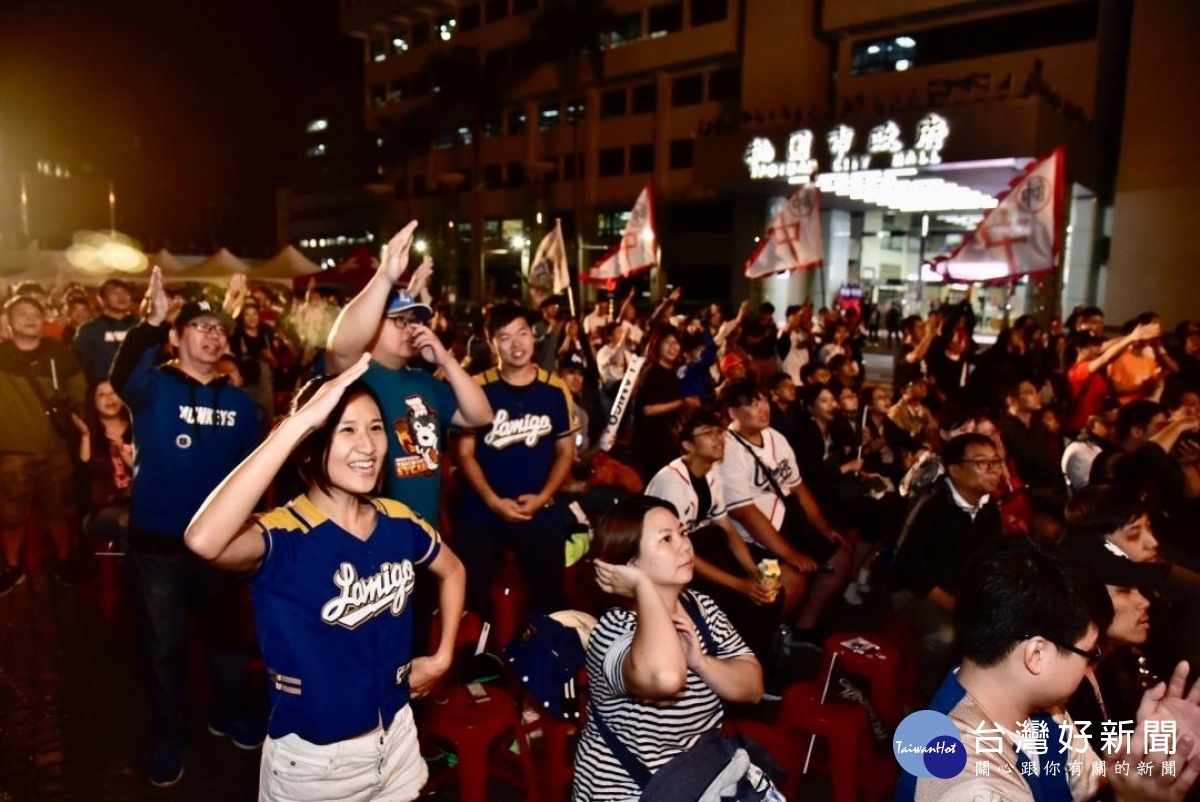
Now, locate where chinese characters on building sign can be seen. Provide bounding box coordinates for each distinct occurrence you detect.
[744,113,950,182]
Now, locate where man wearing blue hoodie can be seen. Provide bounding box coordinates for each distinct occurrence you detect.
[74,277,138,384]
[110,266,260,788]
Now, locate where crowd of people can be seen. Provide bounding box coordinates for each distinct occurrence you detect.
[2,218,1200,801]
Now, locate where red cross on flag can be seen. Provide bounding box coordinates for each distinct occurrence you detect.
[745,187,824,279]
[937,148,1064,283]
[585,185,658,289]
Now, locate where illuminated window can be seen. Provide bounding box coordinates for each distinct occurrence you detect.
[436,16,457,41]
[539,101,560,131]
[608,12,642,46]
[851,36,916,75]
[566,98,586,123]
[306,119,329,133]
[392,32,409,53]
[370,39,387,62]
[306,143,328,158]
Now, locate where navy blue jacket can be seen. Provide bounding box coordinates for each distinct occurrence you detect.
[75,313,138,385]
[110,322,258,539]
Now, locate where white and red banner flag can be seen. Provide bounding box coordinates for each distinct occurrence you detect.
[744,187,825,279]
[585,185,658,289]
[936,147,1064,283]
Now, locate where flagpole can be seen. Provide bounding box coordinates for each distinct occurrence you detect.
[555,219,576,318]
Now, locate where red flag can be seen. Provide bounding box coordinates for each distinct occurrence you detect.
[744,187,824,279]
[936,148,1064,283]
[585,185,658,289]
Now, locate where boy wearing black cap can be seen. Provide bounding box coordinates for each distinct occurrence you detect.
[76,277,137,383]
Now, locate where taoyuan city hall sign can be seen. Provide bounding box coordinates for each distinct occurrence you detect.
[744,113,950,183]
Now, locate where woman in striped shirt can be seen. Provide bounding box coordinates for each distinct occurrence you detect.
[572,496,764,801]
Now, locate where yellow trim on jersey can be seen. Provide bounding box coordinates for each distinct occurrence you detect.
[256,495,441,549]
[473,367,579,437]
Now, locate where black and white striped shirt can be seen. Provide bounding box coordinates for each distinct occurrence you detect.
[570,591,752,801]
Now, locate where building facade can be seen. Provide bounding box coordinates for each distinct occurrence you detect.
[338,0,1190,328]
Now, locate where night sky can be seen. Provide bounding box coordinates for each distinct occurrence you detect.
[0,0,359,254]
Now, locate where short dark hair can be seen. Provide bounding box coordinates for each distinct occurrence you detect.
[758,302,775,315]
[785,304,804,318]
[957,537,1113,668]
[764,372,793,393]
[827,354,850,374]
[595,496,678,567]
[485,303,537,338]
[4,295,45,318]
[720,378,764,413]
[797,381,831,409]
[289,377,385,498]
[901,315,923,337]
[799,362,829,384]
[1064,484,1148,541]
[1004,377,1038,401]
[1115,400,1164,440]
[676,407,724,450]
[943,433,996,467]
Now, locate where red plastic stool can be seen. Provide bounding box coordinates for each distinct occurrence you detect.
[876,614,926,713]
[778,681,871,802]
[537,713,581,802]
[820,631,903,727]
[727,719,803,800]
[420,684,539,802]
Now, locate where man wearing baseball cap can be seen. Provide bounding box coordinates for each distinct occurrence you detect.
[75,277,138,384]
[109,268,260,786]
[326,220,492,526]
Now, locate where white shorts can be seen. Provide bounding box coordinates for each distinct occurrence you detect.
[259,706,427,802]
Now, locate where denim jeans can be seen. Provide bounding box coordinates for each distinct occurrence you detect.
[130,547,255,752]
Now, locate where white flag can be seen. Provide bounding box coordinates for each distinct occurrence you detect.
[598,354,646,452]
[529,219,570,295]
[586,185,658,289]
[937,148,1063,282]
[745,187,824,279]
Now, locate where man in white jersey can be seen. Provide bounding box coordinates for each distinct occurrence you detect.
[716,378,851,649]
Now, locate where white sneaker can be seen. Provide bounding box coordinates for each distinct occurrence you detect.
[842,583,864,606]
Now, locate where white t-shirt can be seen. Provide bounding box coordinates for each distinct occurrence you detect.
[779,329,811,385]
[645,458,726,533]
[583,311,610,338]
[717,427,802,544]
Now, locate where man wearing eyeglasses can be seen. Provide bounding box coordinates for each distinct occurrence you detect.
[898,537,1200,802]
[326,220,493,527]
[108,266,262,787]
[892,432,1004,696]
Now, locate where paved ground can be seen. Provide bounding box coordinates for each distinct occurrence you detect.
[0,350,901,801]
[0,552,899,801]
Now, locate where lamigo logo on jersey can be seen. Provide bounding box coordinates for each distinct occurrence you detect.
[894,710,968,779]
[484,409,553,449]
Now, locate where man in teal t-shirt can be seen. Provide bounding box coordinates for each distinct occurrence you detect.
[325,221,493,525]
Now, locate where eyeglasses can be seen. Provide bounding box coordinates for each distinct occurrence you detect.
[961,457,1004,471]
[690,427,725,440]
[1022,635,1102,664]
[188,321,228,338]
[390,314,419,328]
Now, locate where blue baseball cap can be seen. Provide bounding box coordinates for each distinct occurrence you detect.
[384,289,433,322]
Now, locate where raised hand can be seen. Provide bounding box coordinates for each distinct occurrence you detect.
[145,266,170,326]
[382,220,419,283]
[671,612,705,669]
[406,256,433,297]
[594,559,647,598]
[291,353,372,432]
[408,322,447,365]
